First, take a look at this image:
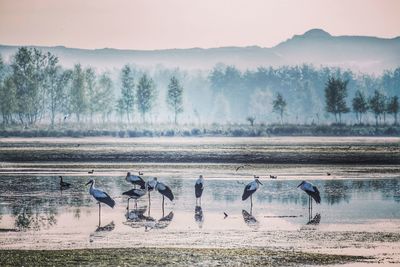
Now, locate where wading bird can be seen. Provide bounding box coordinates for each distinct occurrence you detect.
[122,188,146,210]
[86,179,115,225]
[269,175,277,179]
[59,176,71,189]
[195,175,204,205]
[297,180,321,218]
[145,177,158,210]
[88,169,94,174]
[242,175,263,210]
[154,178,174,214]
[126,172,146,189]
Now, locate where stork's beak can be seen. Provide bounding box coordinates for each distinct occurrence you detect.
[85,181,91,186]
[257,180,263,185]
[297,182,302,188]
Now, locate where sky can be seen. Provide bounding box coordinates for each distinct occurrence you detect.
[0,0,399,50]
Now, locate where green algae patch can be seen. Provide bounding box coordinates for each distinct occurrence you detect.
[0,247,369,266]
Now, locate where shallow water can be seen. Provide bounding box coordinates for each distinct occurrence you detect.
[0,170,399,248]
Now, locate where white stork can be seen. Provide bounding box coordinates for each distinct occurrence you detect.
[122,188,146,210]
[242,175,263,209]
[154,178,174,214]
[126,172,146,189]
[194,175,204,205]
[297,180,321,217]
[86,179,115,225]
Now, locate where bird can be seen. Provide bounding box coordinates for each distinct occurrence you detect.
[235,164,250,172]
[195,206,204,228]
[86,179,115,225]
[223,212,228,219]
[88,169,94,174]
[144,177,158,212]
[154,178,174,213]
[270,175,277,179]
[195,175,204,205]
[126,172,146,189]
[326,172,331,176]
[59,176,71,189]
[122,188,146,210]
[297,180,321,216]
[242,175,263,209]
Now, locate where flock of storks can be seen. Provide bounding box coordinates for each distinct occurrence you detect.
[60,172,321,224]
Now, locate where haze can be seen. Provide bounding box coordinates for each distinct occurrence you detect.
[0,0,399,50]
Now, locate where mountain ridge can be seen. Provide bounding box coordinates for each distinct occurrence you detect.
[1,29,399,74]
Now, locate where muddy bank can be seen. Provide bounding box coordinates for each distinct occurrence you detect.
[0,247,368,266]
[0,137,398,164]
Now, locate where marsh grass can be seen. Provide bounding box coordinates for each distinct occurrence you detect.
[0,247,369,266]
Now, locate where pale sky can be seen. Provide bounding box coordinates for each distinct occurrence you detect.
[0,0,399,50]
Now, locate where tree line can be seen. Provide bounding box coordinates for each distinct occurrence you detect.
[0,47,184,127]
[0,47,399,128]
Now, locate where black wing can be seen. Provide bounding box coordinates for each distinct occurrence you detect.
[242,184,256,201]
[122,189,143,198]
[96,192,115,208]
[160,186,174,201]
[306,186,321,204]
[135,177,146,189]
[195,182,203,198]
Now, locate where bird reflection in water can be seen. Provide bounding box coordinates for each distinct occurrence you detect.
[89,221,115,243]
[306,213,321,225]
[242,209,259,229]
[145,211,174,232]
[194,205,204,229]
[124,206,155,229]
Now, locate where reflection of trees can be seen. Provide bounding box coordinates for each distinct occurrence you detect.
[13,206,57,231]
[323,180,351,205]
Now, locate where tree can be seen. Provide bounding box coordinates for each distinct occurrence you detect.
[387,96,399,125]
[0,76,17,125]
[119,65,135,123]
[352,90,368,124]
[246,116,255,126]
[96,72,115,122]
[272,93,287,124]
[324,77,350,124]
[11,47,50,126]
[136,74,156,123]
[369,90,386,126]
[166,76,184,124]
[70,64,87,122]
[84,67,97,123]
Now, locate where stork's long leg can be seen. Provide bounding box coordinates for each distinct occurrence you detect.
[127,198,130,210]
[98,202,101,227]
[250,194,253,215]
[162,195,165,217]
[148,192,151,217]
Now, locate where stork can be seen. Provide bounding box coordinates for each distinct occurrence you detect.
[242,175,263,211]
[154,178,174,215]
[297,180,321,220]
[145,177,158,212]
[122,188,146,210]
[194,175,204,205]
[126,172,146,189]
[86,179,115,226]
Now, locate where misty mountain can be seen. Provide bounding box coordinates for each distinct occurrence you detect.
[0,29,399,73]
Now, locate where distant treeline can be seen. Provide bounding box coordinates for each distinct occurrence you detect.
[0,124,399,138]
[0,47,399,129]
